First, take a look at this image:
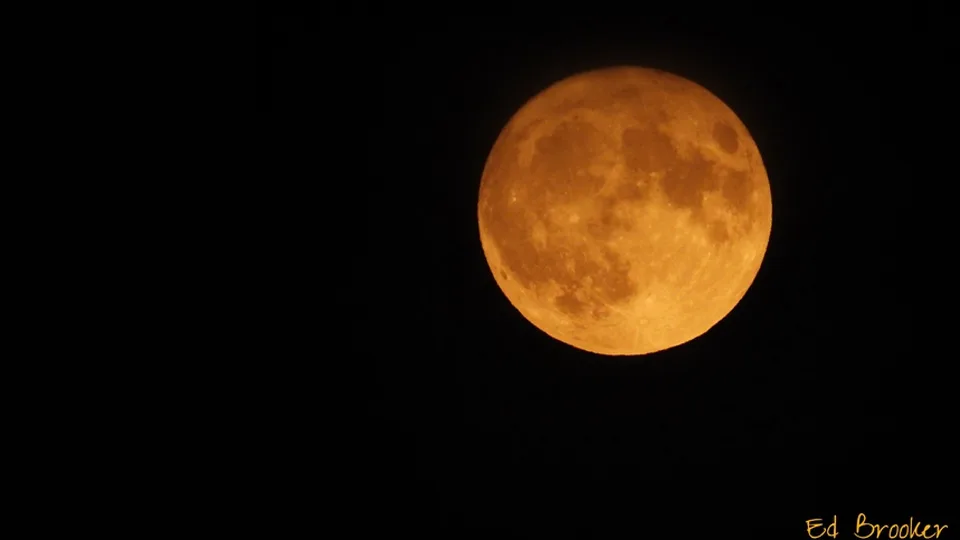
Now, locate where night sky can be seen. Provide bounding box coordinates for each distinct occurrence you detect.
[260,8,953,536]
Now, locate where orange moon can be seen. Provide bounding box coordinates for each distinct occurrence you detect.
[477,66,772,356]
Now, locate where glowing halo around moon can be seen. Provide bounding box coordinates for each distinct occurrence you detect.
[477,66,773,356]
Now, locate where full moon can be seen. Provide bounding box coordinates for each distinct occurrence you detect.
[477,66,772,356]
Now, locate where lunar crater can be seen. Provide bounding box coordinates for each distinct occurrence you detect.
[713,121,740,153]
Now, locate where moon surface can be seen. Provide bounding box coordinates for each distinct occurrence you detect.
[477,66,772,356]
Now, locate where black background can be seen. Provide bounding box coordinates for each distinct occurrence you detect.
[260,7,953,536]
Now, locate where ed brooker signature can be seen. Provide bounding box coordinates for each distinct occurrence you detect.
[807,514,949,539]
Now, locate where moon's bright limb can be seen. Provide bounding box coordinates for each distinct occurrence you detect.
[477,66,773,356]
